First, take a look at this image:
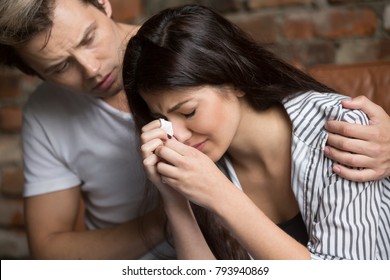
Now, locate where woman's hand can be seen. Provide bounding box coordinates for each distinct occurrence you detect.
[140,120,169,187]
[153,138,234,210]
[325,96,390,181]
[140,120,190,213]
[141,121,217,259]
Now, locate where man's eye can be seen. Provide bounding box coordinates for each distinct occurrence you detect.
[82,34,94,46]
[53,62,69,74]
[183,110,196,118]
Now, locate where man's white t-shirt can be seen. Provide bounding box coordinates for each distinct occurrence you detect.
[22,81,173,259]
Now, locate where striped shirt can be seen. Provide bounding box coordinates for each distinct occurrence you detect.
[226,91,390,259]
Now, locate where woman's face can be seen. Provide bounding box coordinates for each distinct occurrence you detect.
[141,86,243,161]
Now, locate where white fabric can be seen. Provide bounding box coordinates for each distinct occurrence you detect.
[22,81,174,259]
[224,91,390,260]
[160,119,174,137]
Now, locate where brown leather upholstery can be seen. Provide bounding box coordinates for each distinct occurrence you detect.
[308,60,390,114]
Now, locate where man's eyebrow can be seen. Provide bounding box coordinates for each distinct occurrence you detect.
[167,99,192,113]
[77,21,97,47]
[42,22,97,75]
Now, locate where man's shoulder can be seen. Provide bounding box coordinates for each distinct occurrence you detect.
[27,81,81,105]
[24,82,90,117]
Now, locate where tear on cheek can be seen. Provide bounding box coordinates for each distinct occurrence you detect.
[159,118,174,137]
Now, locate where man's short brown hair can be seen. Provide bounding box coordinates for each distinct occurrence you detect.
[0,0,105,75]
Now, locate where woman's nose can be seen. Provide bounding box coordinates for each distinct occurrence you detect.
[171,122,192,144]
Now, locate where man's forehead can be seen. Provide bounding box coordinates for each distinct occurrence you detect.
[16,1,93,67]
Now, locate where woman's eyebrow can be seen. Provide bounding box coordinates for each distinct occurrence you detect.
[167,99,192,113]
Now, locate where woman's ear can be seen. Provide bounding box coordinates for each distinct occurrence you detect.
[235,89,245,98]
[98,0,113,18]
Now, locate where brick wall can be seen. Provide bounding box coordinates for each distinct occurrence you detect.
[0,0,388,259]
[0,69,39,259]
[142,0,390,67]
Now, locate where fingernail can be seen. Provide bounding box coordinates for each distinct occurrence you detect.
[324,146,330,155]
[333,165,341,173]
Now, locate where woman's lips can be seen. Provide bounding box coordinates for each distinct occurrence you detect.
[193,140,207,151]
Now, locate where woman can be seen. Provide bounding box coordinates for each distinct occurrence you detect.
[122,4,390,259]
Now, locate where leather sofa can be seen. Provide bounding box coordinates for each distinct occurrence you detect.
[308,60,390,114]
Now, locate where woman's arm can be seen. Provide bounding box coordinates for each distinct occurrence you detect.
[163,196,215,259]
[325,96,390,181]
[155,138,311,259]
[140,120,215,259]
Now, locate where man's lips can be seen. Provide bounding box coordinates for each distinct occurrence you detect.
[94,70,115,91]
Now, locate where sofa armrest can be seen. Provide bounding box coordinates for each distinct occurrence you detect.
[308,61,390,114]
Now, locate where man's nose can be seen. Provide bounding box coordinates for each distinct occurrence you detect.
[77,53,100,78]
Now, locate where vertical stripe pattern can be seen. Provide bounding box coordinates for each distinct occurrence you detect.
[284,91,390,259]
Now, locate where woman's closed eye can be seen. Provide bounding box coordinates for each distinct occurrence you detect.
[183,110,196,119]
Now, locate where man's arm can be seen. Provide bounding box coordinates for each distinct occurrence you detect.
[325,96,390,182]
[24,186,165,259]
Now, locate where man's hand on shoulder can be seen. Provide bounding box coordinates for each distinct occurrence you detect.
[325,95,390,182]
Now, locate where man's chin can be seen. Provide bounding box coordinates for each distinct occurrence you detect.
[92,87,121,99]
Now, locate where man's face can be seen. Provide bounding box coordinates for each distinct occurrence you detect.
[17,0,125,99]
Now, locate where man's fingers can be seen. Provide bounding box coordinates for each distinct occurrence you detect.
[324,145,374,168]
[326,132,374,155]
[326,121,374,141]
[331,164,378,182]
[341,96,384,121]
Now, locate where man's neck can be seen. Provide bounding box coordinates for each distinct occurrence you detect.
[104,91,130,113]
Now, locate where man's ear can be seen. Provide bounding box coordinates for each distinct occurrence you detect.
[98,0,113,18]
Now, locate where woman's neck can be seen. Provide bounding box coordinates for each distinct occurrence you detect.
[227,103,292,173]
[227,103,298,224]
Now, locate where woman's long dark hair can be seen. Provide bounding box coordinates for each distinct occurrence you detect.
[123,4,334,259]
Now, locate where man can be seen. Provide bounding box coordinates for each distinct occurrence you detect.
[0,0,389,259]
[1,0,172,259]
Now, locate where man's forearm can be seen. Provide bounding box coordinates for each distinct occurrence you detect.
[29,209,166,260]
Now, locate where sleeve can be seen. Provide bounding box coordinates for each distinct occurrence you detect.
[22,100,81,197]
[308,107,385,259]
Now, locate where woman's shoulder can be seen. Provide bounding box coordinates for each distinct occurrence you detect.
[283,91,369,144]
[283,91,348,116]
[283,90,369,124]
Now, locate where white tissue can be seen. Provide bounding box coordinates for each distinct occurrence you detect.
[159,119,174,137]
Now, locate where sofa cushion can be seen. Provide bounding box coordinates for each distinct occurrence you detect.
[308,61,390,114]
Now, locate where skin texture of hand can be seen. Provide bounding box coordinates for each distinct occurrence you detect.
[140,120,231,210]
[325,95,390,182]
[154,138,235,210]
